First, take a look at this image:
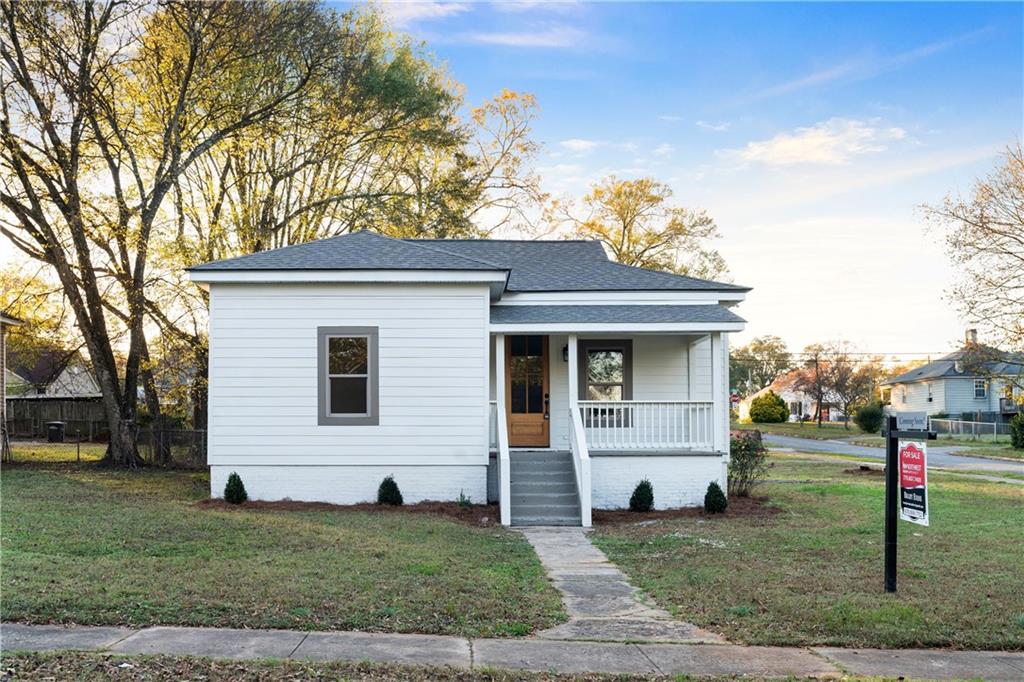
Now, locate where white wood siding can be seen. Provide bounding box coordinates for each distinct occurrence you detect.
[208,283,490,466]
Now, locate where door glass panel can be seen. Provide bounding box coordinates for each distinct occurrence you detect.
[509,336,544,415]
[511,381,526,413]
[527,375,543,413]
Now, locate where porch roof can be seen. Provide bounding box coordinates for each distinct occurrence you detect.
[489,304,745,332]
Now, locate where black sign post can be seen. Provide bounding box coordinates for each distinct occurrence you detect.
[883,413,936,593]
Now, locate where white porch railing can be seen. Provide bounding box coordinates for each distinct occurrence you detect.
[568,406,592,527]
[578,400,715,451]
[490,400,511,526]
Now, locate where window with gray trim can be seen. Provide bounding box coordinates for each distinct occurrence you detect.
[318,326,379,425]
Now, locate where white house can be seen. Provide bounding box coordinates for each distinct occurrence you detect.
[882,332,1022,423]
[737,368,844,423]
[188,230,749,527]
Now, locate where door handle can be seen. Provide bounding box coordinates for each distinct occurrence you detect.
[543,394,550,420]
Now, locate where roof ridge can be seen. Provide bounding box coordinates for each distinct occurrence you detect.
[401,238,508,270]
[406,238,600,244]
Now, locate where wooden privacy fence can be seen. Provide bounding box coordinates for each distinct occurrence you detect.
[5,397,107,440]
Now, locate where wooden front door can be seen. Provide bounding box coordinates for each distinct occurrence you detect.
[506,335,550,447]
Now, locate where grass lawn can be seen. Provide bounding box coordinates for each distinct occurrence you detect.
[947,439,1023,461]
[7,440,107,463]
[732,420,861,440]
[593,453,1024,650]
[1,465,565,637]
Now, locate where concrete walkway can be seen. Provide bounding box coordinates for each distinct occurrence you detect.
[4,622,1024,680]
[521,526,724,644]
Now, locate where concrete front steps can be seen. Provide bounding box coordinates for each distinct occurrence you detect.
[510,450,581,526]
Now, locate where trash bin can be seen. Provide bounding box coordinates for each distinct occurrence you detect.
[46,421,66,443]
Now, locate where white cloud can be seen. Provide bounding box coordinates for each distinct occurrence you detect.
[729,118,906,166]
[492,1,581,13]
[658,114,683,123]
[381,1,469,27]
[653,143,675,157]
[696,120,731,132]
[559,138,600,153]
[461,25,584,48]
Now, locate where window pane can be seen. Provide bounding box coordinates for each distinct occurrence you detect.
[588,350,623,383]
[588,384,622,401]
[330,377,368,414]
[510,381,526,413]
[526,335,543,356]
[510,335,527,356]
[527,375,544,413]
[329,337,367,374]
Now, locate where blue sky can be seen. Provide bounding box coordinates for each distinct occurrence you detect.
[387,3,1024,356]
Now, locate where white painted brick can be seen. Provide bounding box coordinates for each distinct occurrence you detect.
[590,455,725,509]
[210,465,487,505]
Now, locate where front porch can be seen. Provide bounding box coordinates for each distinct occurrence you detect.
[488,330,731,527]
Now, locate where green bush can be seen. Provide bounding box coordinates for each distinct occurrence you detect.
[1010,414,1024,449]
[704,481,728,513]
[749,390,788,423]
[728,431,769,497]
[629,479,654,512]
[853,402,885,434]
[224,472,247,504]
[377,475,403,506]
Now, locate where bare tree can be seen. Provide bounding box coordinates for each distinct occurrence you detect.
[0,0,337,465]
[924,143,1024,396]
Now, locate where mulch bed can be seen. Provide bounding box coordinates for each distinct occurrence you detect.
[593,495,781,525]
[195,498,500,526]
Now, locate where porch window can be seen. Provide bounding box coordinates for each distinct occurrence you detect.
[974,379,987,399]
[577,340,633,401]
[318,326,378,425]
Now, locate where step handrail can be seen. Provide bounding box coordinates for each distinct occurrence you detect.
[568,406,592,527]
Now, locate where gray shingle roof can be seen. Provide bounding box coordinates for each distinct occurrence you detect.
[490,304,745,325]
[190,230,750,293]
[190,230,504,272]
[409,239,747,292]
[882,349,1024,385]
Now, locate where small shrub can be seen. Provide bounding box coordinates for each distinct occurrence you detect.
[629,479,654,512]
[224,472,247,504]
[457,489,471,508]
[377,475,403,506]
[1010,414,1024,449]
[853,402,885,434]
[728,431,769,497]
[704,481,727,514]
[749,390,788,423]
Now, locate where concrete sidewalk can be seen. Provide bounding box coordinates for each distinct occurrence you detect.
[4,623,1024,680]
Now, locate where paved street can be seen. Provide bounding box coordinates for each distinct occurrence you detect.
[764,433,1023,476]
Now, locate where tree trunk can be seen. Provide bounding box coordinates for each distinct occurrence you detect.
[192,345,209,431]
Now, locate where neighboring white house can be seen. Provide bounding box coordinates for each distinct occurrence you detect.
[189,230,748,527]
[737,368,844,423]
[881,332,1023,423]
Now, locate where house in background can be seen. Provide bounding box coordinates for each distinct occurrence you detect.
[737,368,844,423]
[5,348,106,439]
[189,230,748,527]
[881,330,1022,423]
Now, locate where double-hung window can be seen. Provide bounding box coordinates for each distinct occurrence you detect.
[318,326,378,425]
[578,340,633,427]
[974,379,987,399]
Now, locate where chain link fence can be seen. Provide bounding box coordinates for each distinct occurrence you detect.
[6,428,207,468]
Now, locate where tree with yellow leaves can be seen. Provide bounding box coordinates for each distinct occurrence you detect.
[548,176,728,280]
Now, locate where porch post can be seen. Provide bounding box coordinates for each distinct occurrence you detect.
[567,334,579,408]
[495,334,511,526]
[711,332,726,454]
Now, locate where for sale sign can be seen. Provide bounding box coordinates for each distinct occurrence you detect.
[898,440,928,526]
